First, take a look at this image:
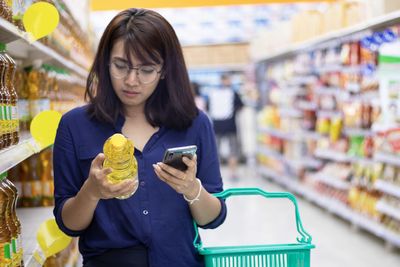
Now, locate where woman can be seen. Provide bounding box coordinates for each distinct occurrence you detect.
[53,8,226,267]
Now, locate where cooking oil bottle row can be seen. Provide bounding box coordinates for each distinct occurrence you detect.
[7,148,54,208]
[0,172,23,267]
[0,42,19,151]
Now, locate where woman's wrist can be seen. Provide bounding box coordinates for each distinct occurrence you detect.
[80,178,101,202]
[183,178,202,205]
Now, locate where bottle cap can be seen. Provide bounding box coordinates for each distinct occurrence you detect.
[110,133,127,149]
[0,42,6,52]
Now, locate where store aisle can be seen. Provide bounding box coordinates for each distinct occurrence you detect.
[198,164,400,267]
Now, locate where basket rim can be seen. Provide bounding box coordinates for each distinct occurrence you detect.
[198,243,315,256]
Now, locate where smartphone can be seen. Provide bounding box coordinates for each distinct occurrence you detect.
[162,145,197,171]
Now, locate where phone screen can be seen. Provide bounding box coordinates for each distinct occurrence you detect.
[162,145,197,171]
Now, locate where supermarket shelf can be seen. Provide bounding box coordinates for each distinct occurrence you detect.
[0,136,43,174]
[376,201,400,222]
[257,10,400,63]
[291,157,323,170]
[314,149,351,162]
[374,152,400,167]
[257,145,285,162]
[258,165,400,247]
[310,173,351,191]
[258,145,322,171]
[0,17,88,80]
[374,180,400,199]
[258,127,293,140]
[343,128,374,137]
[17,207,54,267]
[258,127,322,142]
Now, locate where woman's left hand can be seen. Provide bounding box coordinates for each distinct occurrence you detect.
[153,155,200,199]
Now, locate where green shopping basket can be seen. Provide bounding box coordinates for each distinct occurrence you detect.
[193,188,315,267]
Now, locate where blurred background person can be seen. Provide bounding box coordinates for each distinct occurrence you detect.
[191,81,208,113]
[208,73,244,181]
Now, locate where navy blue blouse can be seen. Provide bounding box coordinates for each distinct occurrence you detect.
[53,106,227,266]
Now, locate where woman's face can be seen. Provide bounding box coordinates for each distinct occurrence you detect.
[109,39,163,110]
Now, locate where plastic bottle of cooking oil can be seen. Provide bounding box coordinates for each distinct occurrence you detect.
[0,44,19,145]
[0,173,12,267]
[0,43,12,149]
[103,133,138,199]
[2,172,23,267]
[1,173,21,267]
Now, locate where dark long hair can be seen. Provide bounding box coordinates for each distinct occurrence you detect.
[85,8,197,130]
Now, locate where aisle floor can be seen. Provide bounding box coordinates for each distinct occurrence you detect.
[198,164,400,267]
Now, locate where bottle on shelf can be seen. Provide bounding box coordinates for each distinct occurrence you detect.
[26,67,40,131]
[0,44,19,145]
[27,154,42,207]
[0,0,12,22]
[6,166,21,208]
[0,43,5,151]
[21,154,42,207]
[0,173,12,267]
[15,69,29,133]
[103,133,138,199]
[40,148,54,207]
[19,160,29,207]
[1,173,21,267]
[0,43,12,149]
[3,175,22,267]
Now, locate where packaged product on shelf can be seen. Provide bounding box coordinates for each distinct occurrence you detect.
[330,116,343,142]
[343,102,363,128]
[382,164,397,184]
[0,173,13,267]
[348,186,381,219]
[1,44,19,145]
[316,114,331,135]
[0,43,13,150]
[7,166,21,207]
[21,154,42,207]
[362,136,374,158]
[347,136,365,157]
[0,0,12,22]
[1,173,22,267]
[40,148,54,207]
[381,215,400,234]
[14,69,29,133]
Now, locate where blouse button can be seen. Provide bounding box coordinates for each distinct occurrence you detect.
[143,210,149,215]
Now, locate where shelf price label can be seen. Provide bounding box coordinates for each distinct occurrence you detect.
[23,2,60,42]
[30,110,62,149]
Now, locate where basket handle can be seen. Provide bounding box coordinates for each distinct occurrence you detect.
[193,187,313,250]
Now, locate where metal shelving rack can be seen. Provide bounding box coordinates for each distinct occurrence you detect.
[0,16,88,266]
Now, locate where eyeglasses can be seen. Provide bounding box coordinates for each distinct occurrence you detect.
[109,60,162,84]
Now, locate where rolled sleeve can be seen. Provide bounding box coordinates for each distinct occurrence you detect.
[196,112,227,229]
[198,198,227,229]
[53,115,86,237]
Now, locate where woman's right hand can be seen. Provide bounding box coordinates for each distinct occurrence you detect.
[84,153,138,201]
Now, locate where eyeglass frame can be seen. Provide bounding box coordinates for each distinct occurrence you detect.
[108,60,163,84]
